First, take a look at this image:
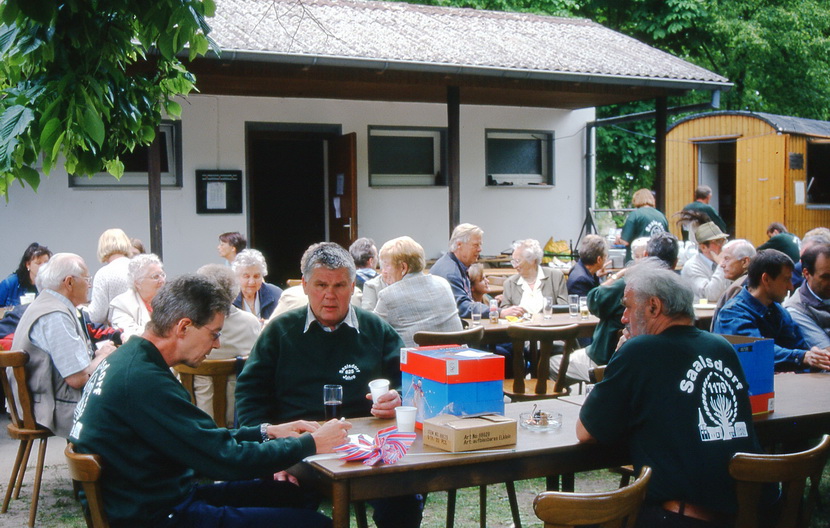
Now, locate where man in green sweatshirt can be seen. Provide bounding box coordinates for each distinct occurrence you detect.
[236,242,423,528]
[70,275,350,527]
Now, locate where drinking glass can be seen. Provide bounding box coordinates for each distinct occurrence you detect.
[471,304,482,325]
[579,296,589,320]
[324,384,343,420]
[543,296,554,319]
[568,294,579,318]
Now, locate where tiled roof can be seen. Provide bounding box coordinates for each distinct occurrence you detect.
[670,111,830,137]
[208,0,729,89]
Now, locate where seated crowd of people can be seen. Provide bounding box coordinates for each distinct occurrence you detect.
[1,213,829,528]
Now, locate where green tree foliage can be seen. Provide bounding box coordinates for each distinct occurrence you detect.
[0,0,217,197]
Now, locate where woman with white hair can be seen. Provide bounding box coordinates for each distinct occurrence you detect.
[501,239,568,315]
[232,249,283,322]
[373,236,462,347]
[87,228,133,324]
[108,254,165,340]
[195,264,261,425]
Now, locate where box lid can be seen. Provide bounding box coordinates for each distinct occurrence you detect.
[400,346,504,383]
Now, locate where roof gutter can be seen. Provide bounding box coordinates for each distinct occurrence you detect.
[206,49,733,93]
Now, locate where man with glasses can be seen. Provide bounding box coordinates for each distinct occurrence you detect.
[10,253,116,437]
[429,223,490,319]
[70,275,348,527]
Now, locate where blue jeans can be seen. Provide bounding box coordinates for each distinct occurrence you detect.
[155,478,331,528]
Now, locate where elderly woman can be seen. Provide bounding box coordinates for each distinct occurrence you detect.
[108,254,165,340]
[373,236,462,347]
[87,228,133,324]
[467,263,493,304]
[232,249,283,322]
[501,239,568,315]
[0,242,52,307]
[195,264,262,425]
[218,231,246,266]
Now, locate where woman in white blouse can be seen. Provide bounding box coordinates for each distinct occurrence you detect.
[108,254,165,340]
[500,239,568,315]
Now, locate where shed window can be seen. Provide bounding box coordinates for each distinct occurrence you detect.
[485,130,554,187]
[807,141,830,205]
[69,121,182,188]
[368,127,446,187]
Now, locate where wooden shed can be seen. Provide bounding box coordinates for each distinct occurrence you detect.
[665,111,830,245]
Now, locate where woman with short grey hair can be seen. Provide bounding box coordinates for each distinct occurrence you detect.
[501,238,568,315]
[109,254,165,339]
[232,249,283,322]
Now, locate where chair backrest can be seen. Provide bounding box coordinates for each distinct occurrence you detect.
[65,443,110,528]
[413,326,485,348]
[506,324,580,396]
[0,349,38,430]
[534,466,651,528]
[730,434,830,528]
[175,358,242,428]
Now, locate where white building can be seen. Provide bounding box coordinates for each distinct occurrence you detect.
[0,0,728,285]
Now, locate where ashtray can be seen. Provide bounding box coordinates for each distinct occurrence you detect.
[519,411,563,432]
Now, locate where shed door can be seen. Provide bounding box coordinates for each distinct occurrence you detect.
[736,134,786,245]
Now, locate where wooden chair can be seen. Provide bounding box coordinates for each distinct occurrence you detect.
[504,324,580,401]
[730,434,830,528]
[65,443,109,528]
[175,357,243,428]
[413,326,519,528]
[0,350,55,527]
[533,466,652,528]
[412,326,485,349]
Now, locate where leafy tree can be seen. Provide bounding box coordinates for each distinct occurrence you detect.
[0,0,216,197]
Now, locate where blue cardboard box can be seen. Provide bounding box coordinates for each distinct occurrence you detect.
[721,335,775,414]
[400,346,505,427]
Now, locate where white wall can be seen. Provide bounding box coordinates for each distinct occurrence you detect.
[0,94,593,281]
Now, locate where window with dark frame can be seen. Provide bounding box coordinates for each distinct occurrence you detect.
[485,129,554,187]
[368,126,447,187]
[807,140,830,206]
[68,121,182,188]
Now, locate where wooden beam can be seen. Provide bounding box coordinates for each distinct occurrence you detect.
[655,96,667,212]
[148,128,163,259]
[448,86,461,235]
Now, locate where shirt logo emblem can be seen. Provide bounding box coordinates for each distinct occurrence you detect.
[339,363,360,381]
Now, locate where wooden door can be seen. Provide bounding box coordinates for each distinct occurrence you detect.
[736,134,786,245]
[327,133,357,248]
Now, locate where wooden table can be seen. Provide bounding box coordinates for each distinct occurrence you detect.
[294,372,829,528]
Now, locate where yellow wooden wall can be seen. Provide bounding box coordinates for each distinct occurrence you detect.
[665,113,830,245]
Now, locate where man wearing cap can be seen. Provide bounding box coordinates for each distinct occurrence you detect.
[681,221,732,303]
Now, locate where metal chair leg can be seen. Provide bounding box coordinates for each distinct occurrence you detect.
[506,481,522,528]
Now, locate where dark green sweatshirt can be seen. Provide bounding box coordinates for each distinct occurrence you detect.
[236,307,404,425]
[70,337,316,526]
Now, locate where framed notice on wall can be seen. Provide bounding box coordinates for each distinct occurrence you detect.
[196,170,243,214]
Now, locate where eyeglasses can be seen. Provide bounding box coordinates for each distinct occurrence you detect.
[73,275,92,285]
[510,259,523,267]
[145,272,166,282]
[200,326,222,341]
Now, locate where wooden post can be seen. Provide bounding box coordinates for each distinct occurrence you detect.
[148,127,163,259]
[447,86,461,236]
[655,96,667,212]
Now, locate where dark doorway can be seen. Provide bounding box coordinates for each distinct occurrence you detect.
[697,141,737,235]
[247,129,330,288]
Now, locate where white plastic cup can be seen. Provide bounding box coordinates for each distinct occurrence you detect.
[369,379,390,404]
[395,406,417,433]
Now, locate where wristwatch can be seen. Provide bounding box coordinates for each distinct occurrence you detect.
[260,423,271,442]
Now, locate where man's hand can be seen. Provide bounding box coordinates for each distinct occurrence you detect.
[805,347,830,370]
[267,420,320,439]
[366,389,401,419]
[500,306,525,318]
[616,328,631,351]
[94,341,117,359]
[311,419,352,453]
[273,470,299,486]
